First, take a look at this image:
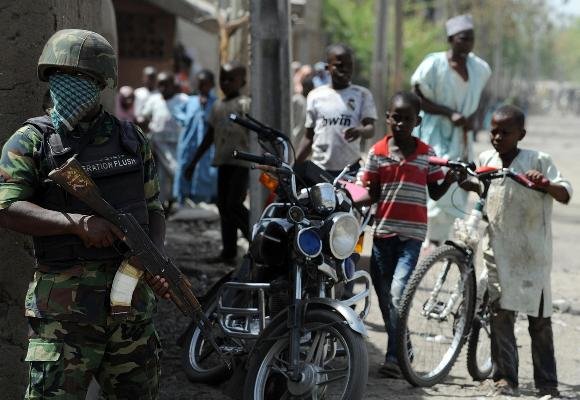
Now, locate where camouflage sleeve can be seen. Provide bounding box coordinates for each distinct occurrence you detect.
[0,126,42,210]
[134,125,163,214]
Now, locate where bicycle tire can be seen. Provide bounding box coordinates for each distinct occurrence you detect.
[466,289,493,381]
[396,244,476,387]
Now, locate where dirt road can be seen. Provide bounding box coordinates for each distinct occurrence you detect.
[155,114,580,399]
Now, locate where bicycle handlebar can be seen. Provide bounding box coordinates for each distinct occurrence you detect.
[427,156,544,191]
[511,172,545,189]
[427,156,451,167]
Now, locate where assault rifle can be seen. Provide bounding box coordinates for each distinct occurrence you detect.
[48,156,230,368]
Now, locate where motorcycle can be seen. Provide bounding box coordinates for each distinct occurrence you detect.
[180,114,372,399]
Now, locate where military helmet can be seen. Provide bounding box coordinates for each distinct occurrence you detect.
[38,29,117,89]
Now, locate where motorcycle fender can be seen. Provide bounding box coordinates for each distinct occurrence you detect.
[304,298,368,337]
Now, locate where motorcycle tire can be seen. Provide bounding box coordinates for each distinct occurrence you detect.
[396,244,476,387]
[181,297,232,384]
[243,308,368,400]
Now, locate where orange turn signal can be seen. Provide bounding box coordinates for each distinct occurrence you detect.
[354,234,364,254]
[259,172,279,192]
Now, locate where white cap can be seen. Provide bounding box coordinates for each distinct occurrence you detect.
[445,14,474,37]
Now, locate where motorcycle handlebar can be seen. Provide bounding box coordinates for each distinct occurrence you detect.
[229,113,289,142]
[229,113,263,133]
[232,150,282,167]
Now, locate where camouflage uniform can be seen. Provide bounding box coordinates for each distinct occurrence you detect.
[0,30,165,399]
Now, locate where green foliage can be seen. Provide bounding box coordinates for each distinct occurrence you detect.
[321,0,375,85]
[320,0,579,97]
[553,17,580,83]
[400,15,445,89]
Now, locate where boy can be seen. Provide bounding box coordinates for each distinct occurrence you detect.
[479,105,572,397]
[134,65,158,122]
[184,62,250,264]
[296,43,377,177]
[174,69,218,204]
[361,92,458,378]
[140,71,189,211]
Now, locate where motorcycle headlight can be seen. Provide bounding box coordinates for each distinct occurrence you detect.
[310,182,336,214]
[325,212,360,260]
[296,227,322,258]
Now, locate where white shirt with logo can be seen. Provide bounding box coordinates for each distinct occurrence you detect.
[305,84,377,171]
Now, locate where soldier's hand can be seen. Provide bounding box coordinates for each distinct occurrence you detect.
[145,272,171,300]
[73,215,125,248]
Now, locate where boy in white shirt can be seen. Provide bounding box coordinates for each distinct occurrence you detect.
[296,43,377,176]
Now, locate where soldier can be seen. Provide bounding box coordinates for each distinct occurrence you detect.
[0,29,169,399]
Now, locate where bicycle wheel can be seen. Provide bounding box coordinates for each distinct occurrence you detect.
[467,289,493,381]
[396,244,476,387]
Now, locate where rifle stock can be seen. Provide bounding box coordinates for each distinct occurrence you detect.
[48,156,230,366]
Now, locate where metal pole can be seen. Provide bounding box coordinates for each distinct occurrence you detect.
[249,0,292,226]
[492,0,502,102]
[369,0,389,144]
[393,0,403,92]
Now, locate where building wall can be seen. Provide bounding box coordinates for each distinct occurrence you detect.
[291,0,325,65]
[113,0,176,89]
[176,17,220,83]
[0,1,115,398]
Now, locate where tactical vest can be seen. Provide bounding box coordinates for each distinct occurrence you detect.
[27,115,149,269]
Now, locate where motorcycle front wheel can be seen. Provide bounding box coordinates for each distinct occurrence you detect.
[243,309,368,400]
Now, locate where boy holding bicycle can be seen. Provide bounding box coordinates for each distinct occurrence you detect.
[360,92,459,378]
[479,105,572,397]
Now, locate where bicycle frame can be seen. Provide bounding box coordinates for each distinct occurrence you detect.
[421,156,543,328]
[421,248,474,321]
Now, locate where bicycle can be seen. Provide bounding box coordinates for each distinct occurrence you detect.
[395,156,543,387]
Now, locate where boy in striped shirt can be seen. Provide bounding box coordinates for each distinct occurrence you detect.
[361,91,458,378]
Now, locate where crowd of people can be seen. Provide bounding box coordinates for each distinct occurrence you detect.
[0,11,574,399]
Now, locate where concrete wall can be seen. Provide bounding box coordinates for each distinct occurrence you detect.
[114,0,176,90]
[176,17,220,81]
[292,0,325,65]
[0,1,115,398]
